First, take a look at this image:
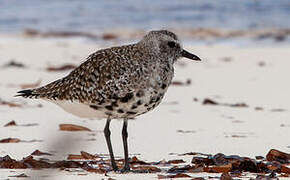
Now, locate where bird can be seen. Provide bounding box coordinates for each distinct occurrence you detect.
[16,30,201,172]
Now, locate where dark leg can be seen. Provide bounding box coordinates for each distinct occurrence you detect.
[121,119,130,172]
[104,118,118,171]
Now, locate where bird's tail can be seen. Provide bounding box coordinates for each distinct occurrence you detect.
[15,89,40,98]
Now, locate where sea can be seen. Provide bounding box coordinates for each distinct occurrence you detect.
[1,0,290,33]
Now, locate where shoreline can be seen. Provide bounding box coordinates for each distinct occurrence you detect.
[0,27,290,46]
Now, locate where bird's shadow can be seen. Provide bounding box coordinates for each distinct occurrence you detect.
[25,127,104,179]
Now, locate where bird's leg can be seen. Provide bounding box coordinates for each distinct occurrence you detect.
[104,118,118,171]
[121,119,130,172]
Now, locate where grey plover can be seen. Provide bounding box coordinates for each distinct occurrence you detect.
[16,30,201,172]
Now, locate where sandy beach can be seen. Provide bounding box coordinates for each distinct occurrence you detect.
[0,34,289,179]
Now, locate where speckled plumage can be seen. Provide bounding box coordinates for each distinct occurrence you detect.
[17,30,201,120]
[17,30,201,172]
[17,30,179,119]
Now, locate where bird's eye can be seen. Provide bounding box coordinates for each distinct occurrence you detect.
[167,41,176,48]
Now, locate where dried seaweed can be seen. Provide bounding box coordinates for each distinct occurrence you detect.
[59,124,91,131]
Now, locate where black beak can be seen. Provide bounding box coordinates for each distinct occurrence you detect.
[181,49,201,61]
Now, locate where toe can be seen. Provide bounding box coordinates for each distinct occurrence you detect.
[120,166,131,173]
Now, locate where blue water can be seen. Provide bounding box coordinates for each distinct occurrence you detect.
[0,0,290,33]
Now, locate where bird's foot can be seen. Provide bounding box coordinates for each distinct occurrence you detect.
[120,165,131,173]
[111,163,119,172]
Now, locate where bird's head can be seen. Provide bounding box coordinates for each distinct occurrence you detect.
[139,30,201,62]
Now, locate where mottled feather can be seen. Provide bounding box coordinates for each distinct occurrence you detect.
[16,30,193,119]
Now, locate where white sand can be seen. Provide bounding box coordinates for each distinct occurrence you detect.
[0,35,289,179]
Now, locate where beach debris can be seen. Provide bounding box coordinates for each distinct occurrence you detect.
[270,108,287,112]
[81,151,99,160]
[191,156,214,165]
[67,151,99,160]
[81,163,107,174]
[132,165,161,173]
[176,130,196,134]
[22,28,290,41]
[20,123,39,127]
[171,79,191,86]
[0,154,105,173]
[158,173,192,179]
[266,149,290,163]
[255,172,279,180]
[0,97,41,108]
[0,138,20,143]
[130,156,149,165]
[258,61,266,67]
[67,154,84,160]
[0,155,26,168]
[0,99,22,108]
[167,159,186,164]
[183,28,290,41]
[8,173,29,178]
[203,98,218,105]
[59,124,91,131]
[220,57,233,62]
[46,64,76,72]
[199,98,287,112]
[228,103,248,107]
[23,29,38,36]
[220,172,233,180]
[280,124,290,127]
[281,165,290,174]
[31,150,52,156]
[4,121,39,127]
[102,33,118,40]
[255,107,264,111]
[21,155,51,168]
[255,156,264,160]
[23,29,98,39]
[50,160,82,169]
[4,120,17,127]
[202,98,248,108]
[185,150,290,176]
[168,165,203,173]
[230,134,247,138]
[179,152,211,156]
[0,149,289,177]
[274,34,287,42]
[2,60,25,68]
